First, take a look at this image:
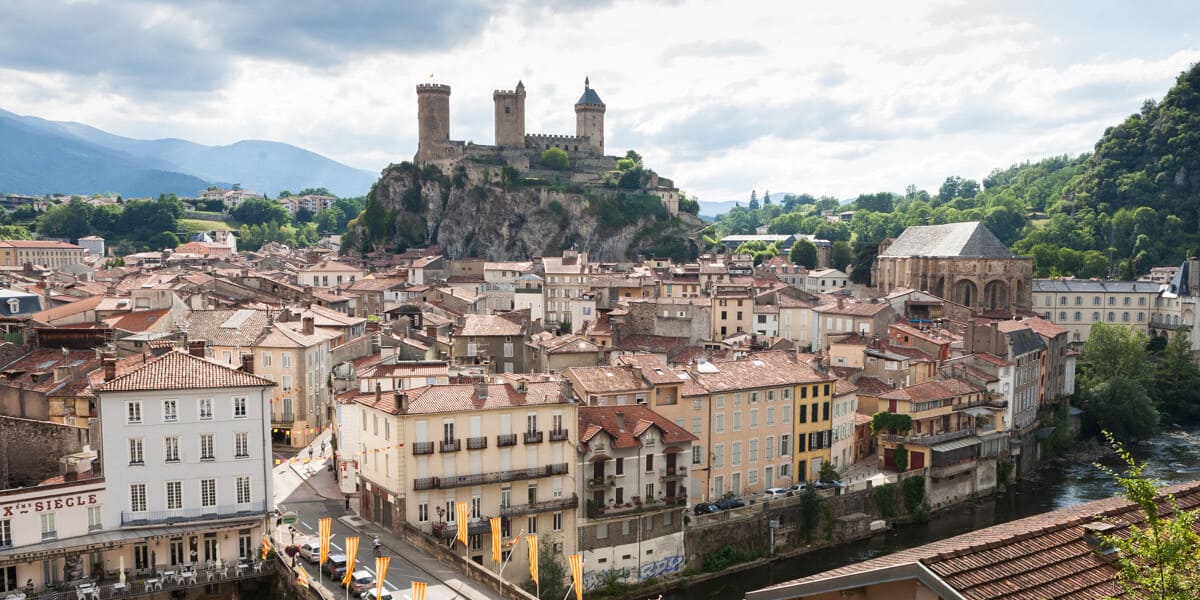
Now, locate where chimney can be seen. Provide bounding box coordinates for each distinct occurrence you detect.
[188,340,206,358]
[240,353,255,374]
[615,411,626,432]
[474,382,489,403]
[375,382,382,405]
[394,390,409,414]
[302,316,315,335]
[425,325,437,339]
[102,353,117,382]
[836,297,844,310]
[53,366,72,383]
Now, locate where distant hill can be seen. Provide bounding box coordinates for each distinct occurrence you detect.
[0,109,377,198]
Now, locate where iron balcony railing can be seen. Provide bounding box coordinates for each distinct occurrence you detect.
[412,441,434,455]
[497,434,518,447]
[467,436,488,450]
[412,463,569,491]
[549,429,569,442]
[121,501,265,526]
[524,431,544,444]
[880,429,973,446]
[440,439,461,453]
[500,495,578,518]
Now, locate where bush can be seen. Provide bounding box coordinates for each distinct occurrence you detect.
[901,475,926,512]
[541,148,570,170]
[874,483,897,518]
[701,545,759,572]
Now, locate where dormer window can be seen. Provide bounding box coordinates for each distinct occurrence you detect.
[6,298,19,313]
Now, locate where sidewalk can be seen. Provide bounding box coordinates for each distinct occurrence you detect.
[286,429,348,502]
[337,514,502,600]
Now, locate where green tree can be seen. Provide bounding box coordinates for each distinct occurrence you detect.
[1149,333,1200,423]
[892,444,909,473]
[314,207,345,233]
[789,238,818,268]
[1081,323,1150,388]
[540,148,570,170]
[1081,378,1159,441]
[748,190,760,210]
[37,198,93,240]
[798,487,822,542]
[521,544,569,600]
[1098,432,1200,598]
[831,240,853,271]
[295,207,315,223]
[231,198,290,226]
[818,462,840,482]
[0,225,33,240]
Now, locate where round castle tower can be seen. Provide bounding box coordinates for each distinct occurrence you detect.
[416,83,451,162]
[575,77,605,155]
[493,80,526,149]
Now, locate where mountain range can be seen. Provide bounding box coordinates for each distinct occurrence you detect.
[0,109,377,198]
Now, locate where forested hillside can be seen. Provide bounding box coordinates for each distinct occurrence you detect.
[708,62,1200,282]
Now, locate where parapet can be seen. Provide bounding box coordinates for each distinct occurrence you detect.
[493,88,525,98]
[416,83,452,94]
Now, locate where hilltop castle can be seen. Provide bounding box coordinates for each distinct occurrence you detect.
[416,78,607,163]
[413,78,680,215]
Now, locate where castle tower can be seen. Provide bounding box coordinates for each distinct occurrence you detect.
[493,80,526,149]
[415,83,451,162]
[574,77,605,155]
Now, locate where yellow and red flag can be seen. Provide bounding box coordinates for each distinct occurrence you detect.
[568,553,583,600]
[342,536,360,586]
[318,517,332,565]
[296,565,310,589]
[490,517,502,563]
[528,534,539,584]
[376,556,391,599]
[412,580,427,600]
[455,501,469,546]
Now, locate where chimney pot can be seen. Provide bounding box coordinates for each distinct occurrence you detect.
[302,316,315,335]
[188,340,206,358]
[394,390,409,413]
[375,382,382,404]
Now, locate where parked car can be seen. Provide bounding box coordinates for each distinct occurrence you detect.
[787,482,807,495]
[298,542,318,563]
[813,480,848,490]
[345,570,376,597]
[714,497,746,510]
[692,502,719,515]
[323,553,349,579]
[360,589,394,600]
[762,487,789,499]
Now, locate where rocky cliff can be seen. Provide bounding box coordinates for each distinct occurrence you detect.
[343,162,701,261]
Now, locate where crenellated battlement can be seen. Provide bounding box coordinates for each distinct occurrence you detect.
[525,134,588,142]
[416,83,451,94]
[493,89,524,97]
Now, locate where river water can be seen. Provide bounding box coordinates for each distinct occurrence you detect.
[667,427,1200,600]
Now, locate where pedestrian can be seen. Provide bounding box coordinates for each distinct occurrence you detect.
[320,440,326,456]
[373,536,382,557]
[308,446,314,461]
[289,526,296,545]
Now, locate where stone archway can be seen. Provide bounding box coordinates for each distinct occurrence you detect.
[983,280,1010,312]
[952,279,978,308]
[930,275,946,299]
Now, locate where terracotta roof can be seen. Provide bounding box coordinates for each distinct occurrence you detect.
[94,351,275,393]
[350,381,566,415]
[1019,315,1069,338]
[301,260,361,272]
[30,295,103,323]
[184,309,268,347]
[853,376,895,396]
[0,240,82,249]
[357,362,449,379]
[758,480,1200,599]
[974,353,1013,367]
[834,378,858,396]
[458,314,524,337]
[567,364,653,395]
[814,300,892,317]
[879,378,982,402]
[105,309,169,333]
[690,351,834,392]
[612,334,688,355]
[578,405,697,449]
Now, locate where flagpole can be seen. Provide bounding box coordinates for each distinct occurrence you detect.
[496,529,525,579]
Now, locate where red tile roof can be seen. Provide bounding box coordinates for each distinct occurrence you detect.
[350,381,566,415]
[94,351,275,393]
[578,405,697,449]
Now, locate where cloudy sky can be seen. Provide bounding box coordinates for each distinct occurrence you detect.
[2,0,1198,202]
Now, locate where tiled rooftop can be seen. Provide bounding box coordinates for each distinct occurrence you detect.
[94,351,275,393]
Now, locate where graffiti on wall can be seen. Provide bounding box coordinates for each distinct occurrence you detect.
[582,555,685,590]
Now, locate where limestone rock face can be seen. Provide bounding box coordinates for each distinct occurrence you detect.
[345,163,699,261]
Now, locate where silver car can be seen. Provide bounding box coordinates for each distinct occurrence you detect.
[345,570,376,597]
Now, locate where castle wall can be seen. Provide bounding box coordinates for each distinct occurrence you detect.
[493,88,526,148]
[576,105,605,154]
[416,84,452,163]
[874,255,1033,314]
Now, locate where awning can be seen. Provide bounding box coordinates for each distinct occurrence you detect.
[962,407,994,417]
[0,517,261,566]
[588,453,611,462]
[661,446,684,454]
[932,437,981,453]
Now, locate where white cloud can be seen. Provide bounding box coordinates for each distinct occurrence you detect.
[0,0,1198,202]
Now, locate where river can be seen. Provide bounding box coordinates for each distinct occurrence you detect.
[666,427,1200,600]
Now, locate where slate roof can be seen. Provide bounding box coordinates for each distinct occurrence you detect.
[1032,278,1162,294]
[752,479,1200,600]
[94,350,275,393]
[576,81,604,106]
[880,222,1014,258]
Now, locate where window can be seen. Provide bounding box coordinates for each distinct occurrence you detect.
[714,414,725,433]
[418,501,429,522]
[1123,312,1130,322]
[750,409,759,429]
[715,395,725,409]
[1108,311,1115,321]
[731,441,742,466]
[527,516,538,534]
[1124,297,1131,306]
[823,402,830,421]
[200,434,215,461]
[1074,311,1081,321]
[713,445,724,468]
[780,434,791,456]
[645,454,655,472]
[733,412,742,431]
[799,404,807,423]
[282,353,292,368]
[199,398,213,420]
[163,399,178,422]
[236,476,251,504]
[553,512,563,531]
[87,507,102,532]
[127,401,142,424]
[130,484,147,512]
[616,458,624,475]
[235,432,249,458]
[1093,311,1101,321]
[233,397,247,419]
[1074,296,1081,305]
[129,438,144,465]
[166,481,183,510]
[201,479,217,507]
[526,413,537,434]
[164,437,180,463]
[783,405,791,423]
[261,352,272,367]
[749,439,759,463]
[0,519,11,549]
[40,513,56,540]
[692,445,702,465]
[766,407,775,425]
[1058,311,1066,321]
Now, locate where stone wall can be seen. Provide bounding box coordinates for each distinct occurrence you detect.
[0,384,49,421]
[400,523,538,600]
[0,415,88,488]
[332,334,373,365]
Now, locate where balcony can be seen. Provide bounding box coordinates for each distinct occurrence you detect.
[440,439,461,453]
[38,560,276,599]
[500,495,578,518]
[411,463,569,491]
[662,465,686,480]
[497,433,518,447]
[434,519,493,539]
[880,429,973,447]
[549,428,569,442]
[412,441,434,455]
[273,412,295,424]
[954,398,1008,411]
[467,436,488,450]
[122,501,265,526]
[586,476,612,490]
[524,431,544,444]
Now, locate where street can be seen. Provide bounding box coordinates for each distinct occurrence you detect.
[272,432,502,600]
